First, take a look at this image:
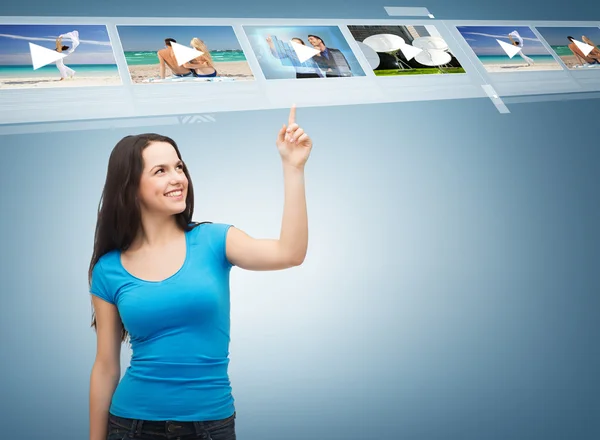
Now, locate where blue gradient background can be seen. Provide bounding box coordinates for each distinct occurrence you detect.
[1,1,599,440]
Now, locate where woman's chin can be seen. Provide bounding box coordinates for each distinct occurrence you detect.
[163,201,186,216]
[171,204,187,215]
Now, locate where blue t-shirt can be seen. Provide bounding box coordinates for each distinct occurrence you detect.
[90,222,235,421]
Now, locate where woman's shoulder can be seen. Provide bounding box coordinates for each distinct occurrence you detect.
[187,221,233,243]
[188,221,228,232]
[94,249,120,271]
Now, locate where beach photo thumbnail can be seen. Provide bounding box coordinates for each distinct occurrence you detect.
[348,25,465,76]
[535,27,600,70]
[116,25,254,84]
[456,25,563,73]
[0,24,121,90]
[243,25,365,80]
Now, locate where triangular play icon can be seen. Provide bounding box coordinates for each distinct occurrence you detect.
[29,42,67,70]
[171,41,204,66]
[398,43,423,61]
[572,39,594,57]
[290,40,320,63]
[496,39,522,58]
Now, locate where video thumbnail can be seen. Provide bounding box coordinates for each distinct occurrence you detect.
[347,25,465,76]
[535,27,600,70]
[456,26,562,73]
[243,25,366,80]
[116,25,254,83]
[0,24,121,89]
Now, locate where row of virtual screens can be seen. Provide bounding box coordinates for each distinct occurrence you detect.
[1,23,599,90]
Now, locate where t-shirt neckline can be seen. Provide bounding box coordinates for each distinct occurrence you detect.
[118,229,191,284]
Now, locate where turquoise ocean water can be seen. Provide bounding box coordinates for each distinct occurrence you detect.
[551,45,579,57]
[478,54,559,65]
[0,64,120,78]
[124,50,247,65]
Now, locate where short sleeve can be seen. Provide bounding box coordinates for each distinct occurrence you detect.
[211,223,234,269]
[90,258,115,304]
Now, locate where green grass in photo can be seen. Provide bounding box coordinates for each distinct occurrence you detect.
[375,67,466,76]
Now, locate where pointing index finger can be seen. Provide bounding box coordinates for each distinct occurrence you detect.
[288,104,296,126]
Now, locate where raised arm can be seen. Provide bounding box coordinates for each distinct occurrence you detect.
[265,35,288,60]
[226,105,311,270]
[55,36,62,52]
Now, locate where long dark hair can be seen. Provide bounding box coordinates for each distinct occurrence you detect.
[88,133,197,343]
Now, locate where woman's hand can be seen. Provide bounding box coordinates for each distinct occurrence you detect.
[276,105,312,170]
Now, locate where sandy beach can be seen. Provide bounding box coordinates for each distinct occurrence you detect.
[556,54,600,69]
[128,61,254,83]
[485,61,564,73]
[0,75,122,89]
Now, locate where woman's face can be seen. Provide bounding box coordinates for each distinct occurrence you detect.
[138,141,188,218]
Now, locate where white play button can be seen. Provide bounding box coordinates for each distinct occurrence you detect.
[171,41,204,67]
[398,43,423,62]
[355,41,380,69]
[496,39,522,58]
[572,38,594,57]
[290,40,320,63]
[29,42,67,70]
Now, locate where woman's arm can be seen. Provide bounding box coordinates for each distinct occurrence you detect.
[182,58,201,69]
[184,55,211,68]
[89,296,122,440]
[226,105,311,270]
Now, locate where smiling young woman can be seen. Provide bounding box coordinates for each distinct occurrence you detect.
[88,106,311,440]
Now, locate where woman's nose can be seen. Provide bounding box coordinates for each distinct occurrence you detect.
[170,172,185,183]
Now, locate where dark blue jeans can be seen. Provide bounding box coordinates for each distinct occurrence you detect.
[106,411,236,440]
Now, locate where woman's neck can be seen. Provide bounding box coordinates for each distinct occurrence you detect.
[131,216,182,251]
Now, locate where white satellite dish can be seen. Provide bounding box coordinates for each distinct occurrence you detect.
[415,49,452,66]
[363,34,414,69]
[412,36,449,51]
[363,34,405,52]
[355,40,380,69]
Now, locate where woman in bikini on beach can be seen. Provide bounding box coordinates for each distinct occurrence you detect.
[567,36,600,66]
[581,36,600,63]
[182,38,217,77]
